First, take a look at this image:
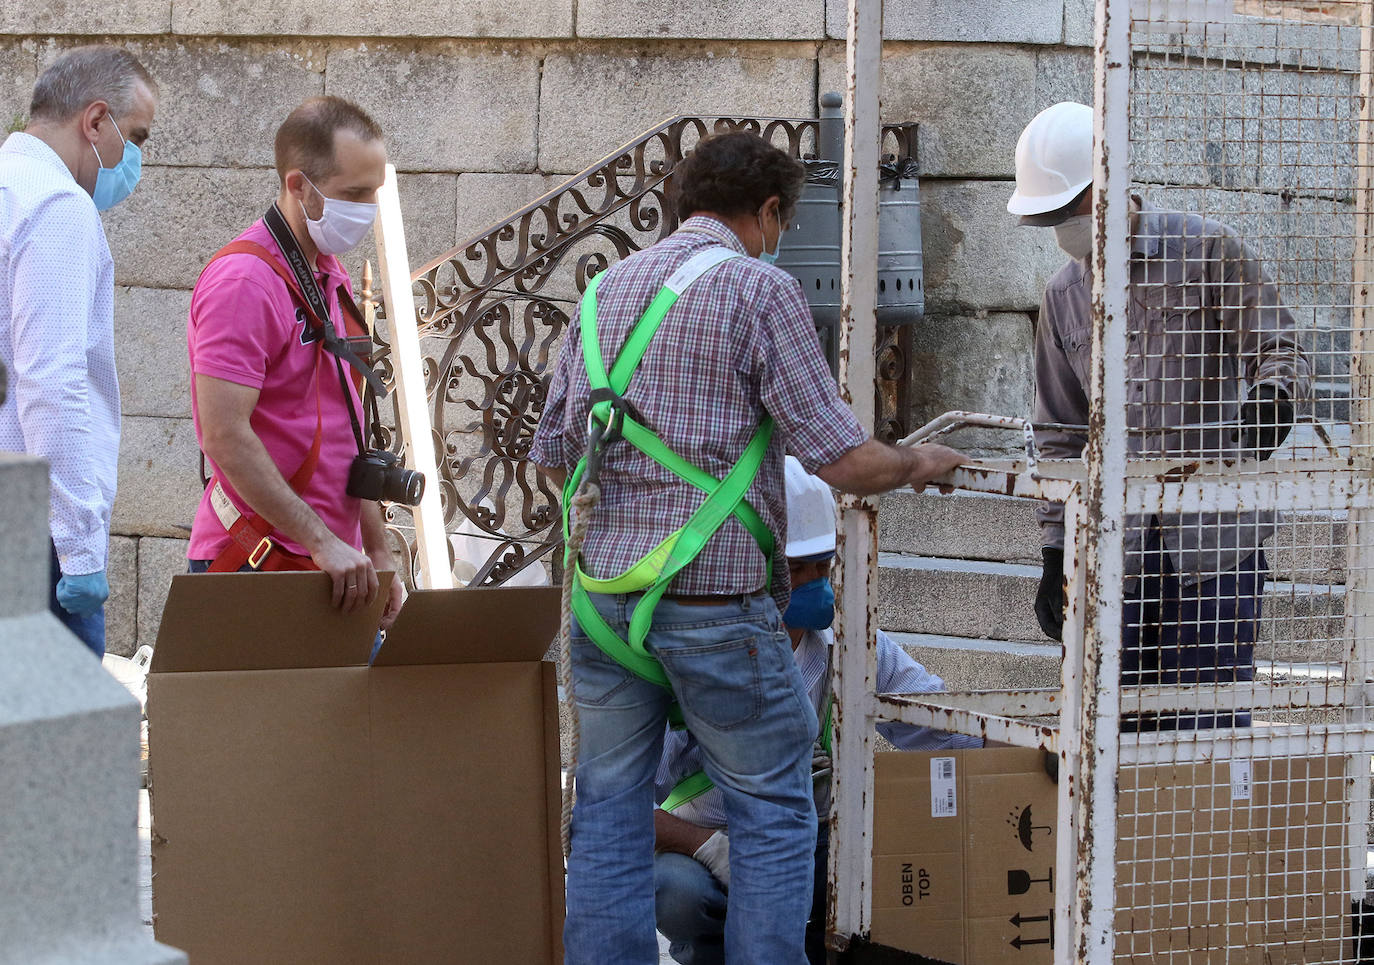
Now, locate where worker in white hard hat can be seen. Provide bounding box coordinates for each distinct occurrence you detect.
[651,456,981,965]
[1009,102,1312,729]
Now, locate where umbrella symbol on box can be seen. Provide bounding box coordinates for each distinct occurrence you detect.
[1008,804,1052,852]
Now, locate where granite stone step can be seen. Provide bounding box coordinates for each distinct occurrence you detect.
[879,491,1347,585]
[878,490,1041,564]
[886,630,1060,692]
[887,627,1352,732]
[879,553,1349,664]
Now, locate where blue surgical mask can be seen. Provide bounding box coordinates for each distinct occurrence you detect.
[783,577,835,631]
[758,209,783,266]
[90,116,142,212]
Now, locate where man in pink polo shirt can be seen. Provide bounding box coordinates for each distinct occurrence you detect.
[187,96,404,627]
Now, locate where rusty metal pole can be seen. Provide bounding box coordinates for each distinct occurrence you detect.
[1053,489,1087,960]
[826,0,883,950]
[1075,1,1130,962]
[1342,0,1374,904]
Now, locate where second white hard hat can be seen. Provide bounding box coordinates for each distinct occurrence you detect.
[784,455,837,558]
[1007,102,1094,219]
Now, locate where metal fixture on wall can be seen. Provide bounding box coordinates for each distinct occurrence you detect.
[773,91,922,441]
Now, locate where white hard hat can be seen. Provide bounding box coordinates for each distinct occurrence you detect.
[1007,102,1094,220]
[784,455,837,558]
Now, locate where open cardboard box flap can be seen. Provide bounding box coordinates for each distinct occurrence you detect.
[375,584,559,666]
[150,572,392,672]
[151,576,560,673]
[148,575,567,964]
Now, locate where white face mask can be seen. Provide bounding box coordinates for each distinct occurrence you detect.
[1053,214,1093,262]
[301,176,377,255]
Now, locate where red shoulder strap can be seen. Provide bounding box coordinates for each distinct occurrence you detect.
[337,286,368,340]
[206,347,326,573]
[205,240,327,331]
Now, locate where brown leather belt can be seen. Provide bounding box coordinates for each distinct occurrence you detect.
[664,591,766,606]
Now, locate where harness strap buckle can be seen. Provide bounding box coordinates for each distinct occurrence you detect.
[583,387,647,484]
[247,537,274,570]
[587,387,646,445]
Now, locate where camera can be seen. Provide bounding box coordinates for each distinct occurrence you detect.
[347,449,425,506]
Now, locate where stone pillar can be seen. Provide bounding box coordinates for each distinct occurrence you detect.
[0,391,185,964]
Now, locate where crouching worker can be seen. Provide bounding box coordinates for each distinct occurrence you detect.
[653,458,982,965]
[185,96,405,630]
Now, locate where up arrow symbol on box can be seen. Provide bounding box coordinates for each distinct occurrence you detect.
[1009,911,1054,950]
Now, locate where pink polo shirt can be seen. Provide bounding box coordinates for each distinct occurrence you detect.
[187,219,365,562]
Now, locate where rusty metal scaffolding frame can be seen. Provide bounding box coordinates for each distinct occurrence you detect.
[827,1,1374,963]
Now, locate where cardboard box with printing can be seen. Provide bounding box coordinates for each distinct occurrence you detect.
[871,747,1346,964]
[147,574,564,965]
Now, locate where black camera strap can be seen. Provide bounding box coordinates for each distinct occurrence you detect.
[263,203,387,400]
[331,354,369,458]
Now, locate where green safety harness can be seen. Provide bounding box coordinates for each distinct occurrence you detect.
[562,246,777,724]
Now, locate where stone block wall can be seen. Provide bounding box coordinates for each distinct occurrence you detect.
[0,1,1356,653]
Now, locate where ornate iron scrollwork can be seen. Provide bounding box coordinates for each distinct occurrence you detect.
[372,115,917,587]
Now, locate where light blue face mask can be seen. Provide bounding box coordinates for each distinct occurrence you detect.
[783,576,835,631]
[90,116,142,212]
[757,208,784,265]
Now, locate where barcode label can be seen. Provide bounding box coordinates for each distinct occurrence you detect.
[1230,760,1252,801]
[931,757,957,817]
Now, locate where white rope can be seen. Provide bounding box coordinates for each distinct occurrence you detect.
[558,480,601,859]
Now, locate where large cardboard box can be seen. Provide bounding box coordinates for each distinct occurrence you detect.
[147,573,565,965]
[871,748,1347,964]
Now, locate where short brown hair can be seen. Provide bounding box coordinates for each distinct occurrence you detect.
[273,96,383,183]
[670,132,805,223]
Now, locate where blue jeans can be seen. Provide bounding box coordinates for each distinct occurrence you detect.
[565,592,818,965]
[656,825,830,965]
[655,852,727,965]
[1121,525,1265,731]
[49,544,104,657]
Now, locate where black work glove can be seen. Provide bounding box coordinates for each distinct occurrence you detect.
[1235,384,1294,460]
[1034,546,1065,642]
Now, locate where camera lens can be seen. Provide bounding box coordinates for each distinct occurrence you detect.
[382,466,425,506]
[400,469,425,505]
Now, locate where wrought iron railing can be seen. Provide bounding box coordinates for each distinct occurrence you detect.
[371,115,919,587]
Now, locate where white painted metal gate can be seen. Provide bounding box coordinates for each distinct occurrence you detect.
[828,1,1374,963]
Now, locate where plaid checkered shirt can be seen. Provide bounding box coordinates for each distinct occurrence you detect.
[531,216,866,609]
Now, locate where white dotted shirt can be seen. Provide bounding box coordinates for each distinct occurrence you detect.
[0,132,118,575]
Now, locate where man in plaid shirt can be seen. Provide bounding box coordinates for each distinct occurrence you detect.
[532,131,964,965]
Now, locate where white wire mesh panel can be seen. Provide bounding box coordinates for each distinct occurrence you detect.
[1094,2,1374,963]
[1114,756,1348,961]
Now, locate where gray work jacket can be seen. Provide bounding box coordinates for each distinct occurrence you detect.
[1033,199,1312,586]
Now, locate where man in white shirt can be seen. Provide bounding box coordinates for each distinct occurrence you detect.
[652,458,982,964]
[0,46,158,656]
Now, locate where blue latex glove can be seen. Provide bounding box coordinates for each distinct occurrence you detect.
[56,570,109,616]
